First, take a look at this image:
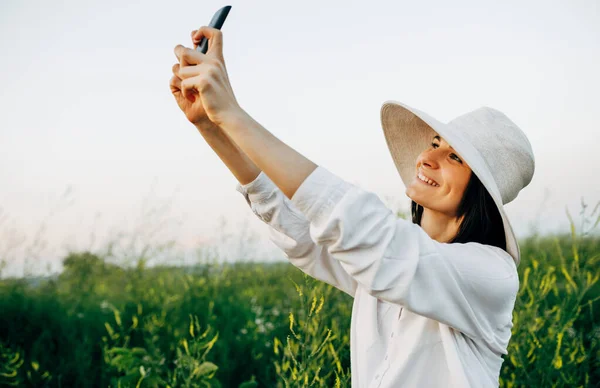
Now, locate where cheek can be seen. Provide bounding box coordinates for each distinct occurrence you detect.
[455,172,471,197]
[444,169,469,198]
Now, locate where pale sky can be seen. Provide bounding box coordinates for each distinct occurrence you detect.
[1,0,599,277]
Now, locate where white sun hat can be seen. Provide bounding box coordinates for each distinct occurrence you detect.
[380,101,535,267]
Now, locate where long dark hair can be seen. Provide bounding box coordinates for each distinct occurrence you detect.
[410,171,506,251]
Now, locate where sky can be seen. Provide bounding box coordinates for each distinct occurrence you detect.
[1,0,599,277]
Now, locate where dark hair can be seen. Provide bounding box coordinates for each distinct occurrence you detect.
[411,171,506,251]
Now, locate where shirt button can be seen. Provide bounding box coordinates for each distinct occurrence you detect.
[385,355,388,360]
[375,374,380,379]
[390,332,394,338]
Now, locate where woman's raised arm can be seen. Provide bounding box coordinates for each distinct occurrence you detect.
[191,122,356,296]
[235,170,358,297]
[193,123,357,297]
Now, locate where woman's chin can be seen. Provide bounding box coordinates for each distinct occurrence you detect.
[406,184,427,201]
[406,194,421,207]
[407,187,436,207]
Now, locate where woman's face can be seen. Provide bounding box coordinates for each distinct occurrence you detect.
[405,134,472,217]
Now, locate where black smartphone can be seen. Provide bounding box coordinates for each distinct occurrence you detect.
[196,5,232,54]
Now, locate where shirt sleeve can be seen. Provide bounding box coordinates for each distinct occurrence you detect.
[235,171,358,298]
[289,165,520,342]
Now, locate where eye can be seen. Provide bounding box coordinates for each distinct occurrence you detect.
[431,142,462,163]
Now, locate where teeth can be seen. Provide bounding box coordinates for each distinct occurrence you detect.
[418,172,439,187]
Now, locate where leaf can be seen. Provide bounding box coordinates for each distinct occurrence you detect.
[130,347,147,356]
[189,314,195,338]
[309,295,317,317]
[105,322,115,338]
[238,377,258,388]
[113,308,122,326]
[560,266,578,292]
[196,361,218,377]
[315,295,325,315]
[182,339,190,356]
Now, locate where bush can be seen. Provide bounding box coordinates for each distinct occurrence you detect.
[0,202,598,386]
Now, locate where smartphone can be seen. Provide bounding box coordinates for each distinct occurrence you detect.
[196,5,232,54]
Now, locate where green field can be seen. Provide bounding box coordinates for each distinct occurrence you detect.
[1,210,599,387]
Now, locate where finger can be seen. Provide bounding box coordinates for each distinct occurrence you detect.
[191,29,199,48]
[169,75,182,94]
[192,26,223,58]
[181,76,203,102]
[172,63,180,76]
[174,44,206,67]
[177,63,205,80]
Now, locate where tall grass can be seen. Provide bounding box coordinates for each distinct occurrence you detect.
[499,200,600,387]
[0,200,598,387]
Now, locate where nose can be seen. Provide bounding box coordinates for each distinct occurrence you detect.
[417,151,440,170]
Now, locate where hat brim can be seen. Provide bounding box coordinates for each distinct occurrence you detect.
[380,100,521,267]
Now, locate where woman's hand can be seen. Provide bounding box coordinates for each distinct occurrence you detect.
[169,29,211,127]
[170,26,243,128]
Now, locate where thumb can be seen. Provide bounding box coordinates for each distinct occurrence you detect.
[191,29,200,47]
[192,26,223,57]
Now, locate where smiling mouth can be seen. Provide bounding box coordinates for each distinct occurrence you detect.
[416,171,440,187]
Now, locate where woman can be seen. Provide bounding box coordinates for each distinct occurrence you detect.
[170,26,535,388]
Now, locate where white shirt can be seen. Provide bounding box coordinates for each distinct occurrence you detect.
[235,165,519,388]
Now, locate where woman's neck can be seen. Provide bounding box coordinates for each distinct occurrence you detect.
[420,208,463,243]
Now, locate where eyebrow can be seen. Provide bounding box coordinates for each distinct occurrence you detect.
[433,135,455,150]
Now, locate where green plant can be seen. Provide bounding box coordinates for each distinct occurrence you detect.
[103,308,221,388]
[273,274,351,388]
[500,199,600,387]
[0,340,24,387]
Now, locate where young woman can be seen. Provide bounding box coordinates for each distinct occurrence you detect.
[170,26,535,388]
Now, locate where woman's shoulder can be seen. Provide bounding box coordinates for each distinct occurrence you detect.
[462,242,520,295]
[442,240,518,279]
[481,243,517,273]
